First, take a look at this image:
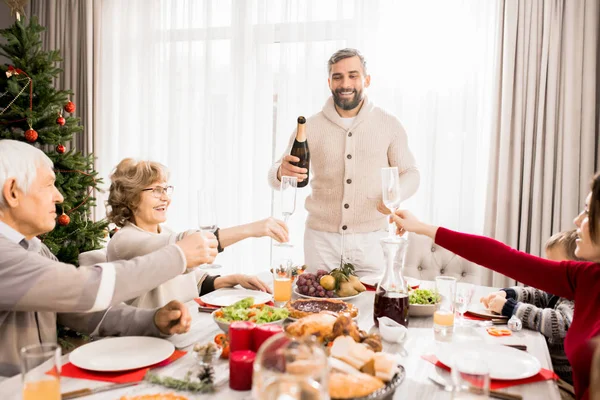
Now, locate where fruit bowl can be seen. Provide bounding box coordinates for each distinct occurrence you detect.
[293,286,363,302]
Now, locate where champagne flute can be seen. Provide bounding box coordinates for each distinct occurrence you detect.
[381,167,402,238]
[275,176,297,247]
[197,189,221,269]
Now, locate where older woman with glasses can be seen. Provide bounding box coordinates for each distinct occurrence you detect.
[106,158,289,309]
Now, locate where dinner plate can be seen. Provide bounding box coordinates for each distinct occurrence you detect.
[69,337,174,372]
[467,303,508,320]
[360,275,420,289]
[293,287,362,301]
[435,343,541,380]
[199,288,273,307]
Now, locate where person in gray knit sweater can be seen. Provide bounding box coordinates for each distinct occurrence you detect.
[481,230,579,386]
[0,140,219,377]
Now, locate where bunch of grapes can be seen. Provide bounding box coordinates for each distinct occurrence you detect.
[295,270,336,298]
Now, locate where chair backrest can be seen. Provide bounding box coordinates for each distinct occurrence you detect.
[403,232,482,284]
[78,248,108,266]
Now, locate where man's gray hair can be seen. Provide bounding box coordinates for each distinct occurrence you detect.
[327,48,367,75]
[0,139,53,210]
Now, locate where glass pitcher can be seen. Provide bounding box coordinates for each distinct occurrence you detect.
[373,236,410,328]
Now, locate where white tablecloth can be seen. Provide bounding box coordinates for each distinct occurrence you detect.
[0,279,561,400]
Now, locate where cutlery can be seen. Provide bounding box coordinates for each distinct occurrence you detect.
[62,382,139,399]
[198,306,218,313]
[502,344,527,351]
[429,369,522,400]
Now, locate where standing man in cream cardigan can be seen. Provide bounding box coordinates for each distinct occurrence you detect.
[268,48,419,276]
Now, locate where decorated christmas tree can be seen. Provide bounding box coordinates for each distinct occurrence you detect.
[0,16,107,265]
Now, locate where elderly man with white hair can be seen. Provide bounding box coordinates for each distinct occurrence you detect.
[0,139,219,377]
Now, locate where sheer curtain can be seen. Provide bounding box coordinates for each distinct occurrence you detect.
[96,0,500,274]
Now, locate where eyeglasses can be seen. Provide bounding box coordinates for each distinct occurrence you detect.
[141,185,174,198]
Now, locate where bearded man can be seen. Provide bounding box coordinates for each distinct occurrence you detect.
[268,48,420,276]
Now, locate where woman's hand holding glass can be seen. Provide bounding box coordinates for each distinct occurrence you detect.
[248,217,289,243]
[391,209,439,238]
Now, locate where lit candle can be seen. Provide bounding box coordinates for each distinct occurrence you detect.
[229,321,256,352]
[229,350,256,391]
[252,324,283,352]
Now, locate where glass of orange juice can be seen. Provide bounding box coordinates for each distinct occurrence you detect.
[21,343,61,400]
[433,276,456,341]
[272,259,293,306]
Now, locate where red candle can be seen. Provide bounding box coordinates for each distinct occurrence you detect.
[229,350,256,391]
[229,321,256,352]
[252,324,283,352]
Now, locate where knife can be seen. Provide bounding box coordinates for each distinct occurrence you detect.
[429,369,522,400]
[61,382,139,399]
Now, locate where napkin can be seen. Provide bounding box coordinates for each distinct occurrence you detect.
[421,354,558,389]
[377,317,408,343]
[52,350,187,384]
[195,298,275,309]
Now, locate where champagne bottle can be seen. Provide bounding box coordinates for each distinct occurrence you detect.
[290,116,310,188]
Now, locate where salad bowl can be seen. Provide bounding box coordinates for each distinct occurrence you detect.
[408,288,440,317]
[211,297,289,333]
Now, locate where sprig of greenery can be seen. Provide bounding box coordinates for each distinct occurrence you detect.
[145,373,215,393]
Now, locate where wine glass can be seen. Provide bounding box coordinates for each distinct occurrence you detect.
[455,282,475,326]
[381,167,401,238]
[451,352,490,399]
[274,176,297,247]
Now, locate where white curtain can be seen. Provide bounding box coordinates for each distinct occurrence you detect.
[96,0,500,275]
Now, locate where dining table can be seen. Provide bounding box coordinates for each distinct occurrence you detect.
[0,275,562,399]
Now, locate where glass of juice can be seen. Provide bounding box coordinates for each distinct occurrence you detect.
[272,259,293,306]
[21,343,61,400]
[433,276,456,340]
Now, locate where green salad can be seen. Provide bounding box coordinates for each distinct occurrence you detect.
[409,289,441,305]
[214,297,289,324]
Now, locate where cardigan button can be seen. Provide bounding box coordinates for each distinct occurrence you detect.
[347,154,352,160]
[346,179,352,184]
[417,266,423,271]
[344,204,350,209]
[461,272,467,277]
[342,225,348,230]
[431,247,436,252]
[348,132,352,137]
[440,269,445,274]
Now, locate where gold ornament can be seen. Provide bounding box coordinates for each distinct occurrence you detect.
[4,0,28,21]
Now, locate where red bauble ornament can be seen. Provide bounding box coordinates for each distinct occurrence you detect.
[56,144,66,154]
[24,129,38,142]
[57,213,70,226]
[64,101,76,113]
[57,116,66,126]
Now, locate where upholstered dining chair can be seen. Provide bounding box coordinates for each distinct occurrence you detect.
[403,232,483,284]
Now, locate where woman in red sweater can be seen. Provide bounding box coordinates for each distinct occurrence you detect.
[391,174,600,400]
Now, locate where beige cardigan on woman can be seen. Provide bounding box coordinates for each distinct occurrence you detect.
[107,223,213,308]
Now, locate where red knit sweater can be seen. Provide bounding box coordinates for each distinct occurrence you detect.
[436,228,600,400]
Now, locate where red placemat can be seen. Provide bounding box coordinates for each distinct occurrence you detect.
[51,350,186,384]
[463,312,488,321]
[421,354,558,389]
[195,298,275,308]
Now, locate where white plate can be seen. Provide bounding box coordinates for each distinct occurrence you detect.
[435,343,541,380]
[293,287,362,301]
[467,303,508,320]
[199,288,272,307]
[360,275,420,288]
[69,337,174,372]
